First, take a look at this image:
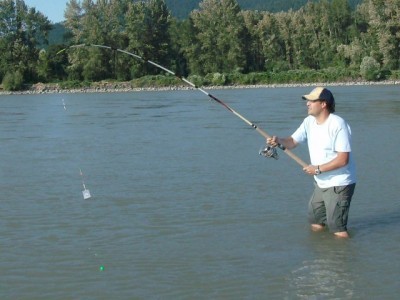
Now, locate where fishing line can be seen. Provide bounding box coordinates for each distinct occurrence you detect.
[80,168,91,200]
[61,97,92,199]
[58,44,308,168]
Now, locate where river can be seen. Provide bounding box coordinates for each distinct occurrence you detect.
[1,85,399,299]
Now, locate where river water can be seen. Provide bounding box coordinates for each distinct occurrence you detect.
[1,85,399,299]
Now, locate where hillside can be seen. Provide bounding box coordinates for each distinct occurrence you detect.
[48,23,67,45]
[165,0,363,19]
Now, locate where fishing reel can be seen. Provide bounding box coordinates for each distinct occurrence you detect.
[259,144,279,160]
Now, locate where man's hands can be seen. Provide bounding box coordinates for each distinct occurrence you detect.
[266,136,280,147]
[303,165,320,176]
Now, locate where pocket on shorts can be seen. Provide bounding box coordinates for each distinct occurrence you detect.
[334,200,350,228]
[337,200,350,209]
[334,184,355,199]
[334,185,347,194]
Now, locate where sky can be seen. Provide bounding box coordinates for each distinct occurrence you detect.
[24,0,69,23]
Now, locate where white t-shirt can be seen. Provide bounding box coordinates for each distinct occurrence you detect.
[292,114,356,188]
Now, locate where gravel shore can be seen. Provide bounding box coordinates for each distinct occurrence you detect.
[1,80,399,96]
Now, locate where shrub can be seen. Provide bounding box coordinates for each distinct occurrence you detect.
[360,56,381,81]
[2,70,24,91]
[389,70,400,80]
[206,72,227,85]
[187,74,206,87]
[59,80,87,89]
[131,75,181,88]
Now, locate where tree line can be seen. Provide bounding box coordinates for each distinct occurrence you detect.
[1,0,399,91]
[162,0,363,19]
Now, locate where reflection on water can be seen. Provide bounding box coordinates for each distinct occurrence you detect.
[286,234,356,299]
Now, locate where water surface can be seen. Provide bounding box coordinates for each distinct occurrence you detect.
[1,85,399,299]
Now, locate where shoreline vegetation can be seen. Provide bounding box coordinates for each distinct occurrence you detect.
[3,0,400,100]
[1,79,399,96]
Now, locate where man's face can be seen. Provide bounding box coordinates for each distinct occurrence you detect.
[306,100,325,117]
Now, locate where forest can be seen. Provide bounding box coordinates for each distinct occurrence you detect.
[0,0,399,91]
[163,0,362,19]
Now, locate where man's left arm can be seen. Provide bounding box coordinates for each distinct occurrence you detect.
[303,152,349,175]
[318,152,349,173]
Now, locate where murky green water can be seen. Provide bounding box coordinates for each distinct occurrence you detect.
[1,85,399,299]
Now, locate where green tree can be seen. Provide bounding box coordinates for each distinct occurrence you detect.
[46,44,69,81]
[256,11,287,72]
[336,0,371,69]
[63,0,84,80]
[2,70,24,90]
[330,0,353,43]
[126,0,172,78]
[275,11,296,69]
[80,0,109,81]
[179,16,203,75]
[64,0,132,81]
[0,0,51,86]
[360,0,400,70]
[360,56,381,80]
[168,18,191,77]
[187,0,249,74]
[102,0,131,80]
[37,49,51,81]
[337,38,366,68]
[241,10,265,72]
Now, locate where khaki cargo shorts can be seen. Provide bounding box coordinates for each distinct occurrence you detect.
[308,182,356,232]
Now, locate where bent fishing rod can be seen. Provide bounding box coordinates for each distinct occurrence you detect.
[58,43,308,168]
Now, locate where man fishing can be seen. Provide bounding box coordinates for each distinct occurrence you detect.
[267,87,356,238]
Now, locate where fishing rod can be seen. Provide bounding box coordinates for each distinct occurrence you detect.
[58,44,308,168]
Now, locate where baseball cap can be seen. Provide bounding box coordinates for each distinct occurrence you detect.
[302,87,334,105]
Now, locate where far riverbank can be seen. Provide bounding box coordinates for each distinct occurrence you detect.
[1,80,399,96]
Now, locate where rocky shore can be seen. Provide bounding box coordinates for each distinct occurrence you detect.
[1,79,399,96]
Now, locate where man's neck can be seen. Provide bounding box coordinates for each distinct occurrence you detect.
[315,111,330,124]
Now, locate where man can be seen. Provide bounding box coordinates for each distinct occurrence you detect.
[267,87,356,238]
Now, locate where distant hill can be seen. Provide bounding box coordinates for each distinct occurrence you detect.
[165,0,363,19]
[48,23,67,45]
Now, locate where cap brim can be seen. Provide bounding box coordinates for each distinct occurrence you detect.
[302,95,320,101]
[302,86,327,101]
